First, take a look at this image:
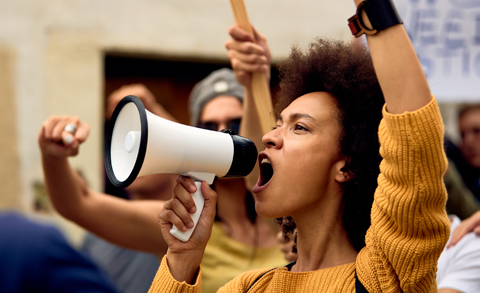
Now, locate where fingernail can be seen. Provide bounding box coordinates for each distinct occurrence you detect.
[189,186,196,193]
[181,226,187,232]
[187,221,194,228]
[189,206,196,214]
[63,134,73,145]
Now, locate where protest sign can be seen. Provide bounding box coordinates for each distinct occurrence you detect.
[396,0,480,101]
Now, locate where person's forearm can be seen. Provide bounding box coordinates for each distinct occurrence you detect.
[42,155,91,221]
[365,20,431,113]
[240,89,262,190]
[42,154,169,255]
[438,288,462,293]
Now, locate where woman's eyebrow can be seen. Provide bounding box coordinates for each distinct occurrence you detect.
[277,113,316,123]
[289,113,316,122]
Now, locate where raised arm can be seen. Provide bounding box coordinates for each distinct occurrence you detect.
[355,0,431,113]
[38,115,168,256]
[352,1,450,291]
[226,25,271,189]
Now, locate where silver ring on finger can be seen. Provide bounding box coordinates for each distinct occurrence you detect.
[64,123,77,135]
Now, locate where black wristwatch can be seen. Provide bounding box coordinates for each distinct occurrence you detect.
[348,0,403,38]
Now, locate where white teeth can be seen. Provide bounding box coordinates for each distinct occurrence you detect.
[261,158,271,164]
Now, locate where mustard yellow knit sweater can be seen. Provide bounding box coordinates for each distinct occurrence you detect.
[148,98,450,293]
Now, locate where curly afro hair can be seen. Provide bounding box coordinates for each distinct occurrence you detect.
[275,38,385,252]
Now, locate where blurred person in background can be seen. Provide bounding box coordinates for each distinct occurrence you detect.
[457,105,480,200]
[444,159,480,220]
[446,105,480,203]
[78,84,177,293]
[437,212,480,293]
[0,211,117,293]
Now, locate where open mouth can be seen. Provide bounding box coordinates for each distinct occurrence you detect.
[259,155,274,186]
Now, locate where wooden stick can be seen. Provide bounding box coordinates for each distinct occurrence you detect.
[229,0,276,135]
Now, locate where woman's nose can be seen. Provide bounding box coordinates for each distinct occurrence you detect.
[262,128,282,149]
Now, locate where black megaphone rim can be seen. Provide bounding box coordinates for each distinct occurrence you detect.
[104,95,148,188]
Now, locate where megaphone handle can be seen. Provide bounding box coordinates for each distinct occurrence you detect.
[169,180,205,242]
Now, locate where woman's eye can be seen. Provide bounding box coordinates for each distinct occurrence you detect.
[295,124,307,131]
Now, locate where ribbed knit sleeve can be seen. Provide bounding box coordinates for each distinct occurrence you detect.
[148,256,202,293]
[356,98,450,293]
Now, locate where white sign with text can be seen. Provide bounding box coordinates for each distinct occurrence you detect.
[396,0,480,102]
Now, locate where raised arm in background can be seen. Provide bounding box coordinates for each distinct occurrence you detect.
[38,115,168,255]
[226,25,271,190]
[38,84,177,256]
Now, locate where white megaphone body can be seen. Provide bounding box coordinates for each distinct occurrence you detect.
[105,95,257,242]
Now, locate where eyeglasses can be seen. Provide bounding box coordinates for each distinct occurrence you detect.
[197,118,242,135]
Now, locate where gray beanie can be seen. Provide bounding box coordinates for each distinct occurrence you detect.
[189,68,244,126]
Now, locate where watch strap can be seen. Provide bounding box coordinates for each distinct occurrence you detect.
[348,0,403,37]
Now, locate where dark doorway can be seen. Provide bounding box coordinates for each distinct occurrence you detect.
[104,53,280,124]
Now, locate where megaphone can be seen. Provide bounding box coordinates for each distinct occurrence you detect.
[105,95,257,242]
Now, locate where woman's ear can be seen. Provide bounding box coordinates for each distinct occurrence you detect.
[334,160,353,183]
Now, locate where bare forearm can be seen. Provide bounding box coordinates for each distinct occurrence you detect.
[438,289,462,293]
[240,89,263,142]
[366,23,431,113]
[367,25,432,114]
[43,155,168,254]
[42,155,90,221]
[240,89,262,189]
[352,0,431,112]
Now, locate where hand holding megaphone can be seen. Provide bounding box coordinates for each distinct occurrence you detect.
[158,176,218,253]
[105,96,257,242]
